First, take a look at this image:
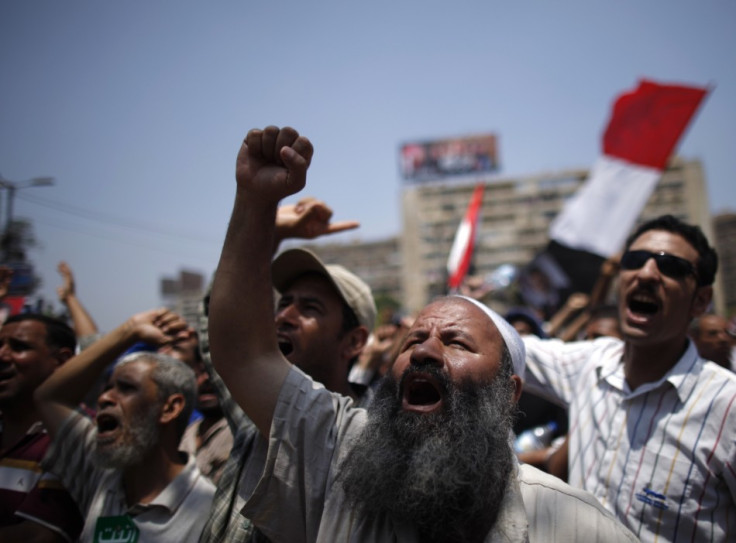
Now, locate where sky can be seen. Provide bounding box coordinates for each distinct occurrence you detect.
[1,2,735,331]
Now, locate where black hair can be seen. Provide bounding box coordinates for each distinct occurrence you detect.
[624,214,718,286]
[3,313,77,352]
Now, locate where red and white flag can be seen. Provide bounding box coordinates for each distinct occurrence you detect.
[447,183,485,291]
[550,79,709,257]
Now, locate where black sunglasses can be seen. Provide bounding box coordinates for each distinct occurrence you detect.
[620,250,698,281]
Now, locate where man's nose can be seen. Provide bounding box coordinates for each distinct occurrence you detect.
[636,257,662,282]
[97,388,117,408]
[409,337,444,368]
[275,304,298,326]
[0,343,12,362]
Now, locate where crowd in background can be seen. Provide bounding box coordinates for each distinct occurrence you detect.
[1,126,735,542]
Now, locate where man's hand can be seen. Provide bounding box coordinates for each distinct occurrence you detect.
[125,308,190,347]
[235,126,313,204]
[56,261,75,303]
[276,197,359,242]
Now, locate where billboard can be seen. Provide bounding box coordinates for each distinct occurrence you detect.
[399,133,499,183]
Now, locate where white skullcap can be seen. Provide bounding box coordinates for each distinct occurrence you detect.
[455,296,526,380]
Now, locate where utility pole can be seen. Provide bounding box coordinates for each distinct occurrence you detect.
[0,174,54,235]
[0,174,55,297]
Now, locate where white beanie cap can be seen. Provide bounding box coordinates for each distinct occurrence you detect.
[455,296,526,380]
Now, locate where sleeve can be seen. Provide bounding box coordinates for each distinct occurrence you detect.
[41,410,104,518]
[240,366,365,543]
[521,336,600,408]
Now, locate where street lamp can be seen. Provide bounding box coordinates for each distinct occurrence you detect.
[0,174,55,234]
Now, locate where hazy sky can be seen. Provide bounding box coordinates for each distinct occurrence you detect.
[1,2,734,331]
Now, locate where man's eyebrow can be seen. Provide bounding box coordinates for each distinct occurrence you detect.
[440,328,477,343]
[404,328,428,338]
[300,295,327,307]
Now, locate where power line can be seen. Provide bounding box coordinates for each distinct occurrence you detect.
[16,192,220,244]
[29,215,220,265]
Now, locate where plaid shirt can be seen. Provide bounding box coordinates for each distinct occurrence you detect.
[197,294,258,543]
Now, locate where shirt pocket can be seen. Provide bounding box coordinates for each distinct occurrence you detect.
[623,447,697,537]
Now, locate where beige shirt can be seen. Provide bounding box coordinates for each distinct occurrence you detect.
[239,366,638,542]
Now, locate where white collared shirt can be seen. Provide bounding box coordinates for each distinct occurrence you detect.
[43,411,216,543]
[523,335,736,542]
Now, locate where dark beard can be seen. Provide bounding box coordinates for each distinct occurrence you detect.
[338,366,516,543]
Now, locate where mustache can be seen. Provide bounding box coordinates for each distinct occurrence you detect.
[397,364,450,393]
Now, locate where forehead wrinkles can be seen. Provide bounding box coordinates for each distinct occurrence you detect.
[413,306,470,331]
[413,300,495,338]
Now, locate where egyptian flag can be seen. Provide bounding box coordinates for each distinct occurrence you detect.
[522,79,709,314]
[447,183,485,291]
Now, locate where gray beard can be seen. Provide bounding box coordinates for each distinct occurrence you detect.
[338,366,516,543]
[93,408,161,469]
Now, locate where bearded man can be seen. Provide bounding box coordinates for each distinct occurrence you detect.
[35,308,215,542]
[209,125,637,542]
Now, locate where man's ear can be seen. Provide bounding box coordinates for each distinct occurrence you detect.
[690,285,713,319]
[159,393,186,425]
[341,326,370,362]
[510,375,523,404]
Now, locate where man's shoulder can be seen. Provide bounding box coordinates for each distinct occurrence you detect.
[517,464,637,541]
[699,357,736,383]
[0,423,51,461]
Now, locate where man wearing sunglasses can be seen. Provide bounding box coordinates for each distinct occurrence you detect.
[522,214,736,542]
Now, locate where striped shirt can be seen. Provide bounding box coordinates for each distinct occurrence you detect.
[196,294,258,543]
[523,335,736,542]
[0,421,83,541]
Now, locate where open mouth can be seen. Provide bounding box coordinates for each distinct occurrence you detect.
[96,412,121,440]
[0,368,14,385]
[401,373,444,413]
[277,336,294,356]
[628,292,659,316]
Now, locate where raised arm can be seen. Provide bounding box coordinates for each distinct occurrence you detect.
[56,261,99,340]
[201,194,357,436]
[34,308,188,438]
[209,126,313,437]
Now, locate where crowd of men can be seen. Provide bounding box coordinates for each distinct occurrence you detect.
[1,125,734,542]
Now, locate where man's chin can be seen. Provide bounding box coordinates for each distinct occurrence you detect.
[94,444,137,469]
